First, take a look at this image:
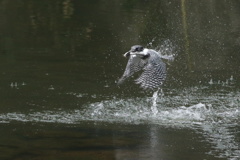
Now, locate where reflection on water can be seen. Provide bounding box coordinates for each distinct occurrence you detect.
[0,0,240,160]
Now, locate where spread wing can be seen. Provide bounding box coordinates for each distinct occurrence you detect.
[118,55,147,84]
[135,61,166,90]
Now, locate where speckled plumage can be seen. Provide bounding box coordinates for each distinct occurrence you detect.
[118,45,166,90]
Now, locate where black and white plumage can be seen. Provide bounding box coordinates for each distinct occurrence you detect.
[118,45,167,90]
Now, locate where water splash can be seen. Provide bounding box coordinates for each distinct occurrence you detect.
[208,76,235,86]
[0,91,238,125]
[146,39,177,61]
[0,86,239,159]
[155,39,178,58]
[151,90,159,115]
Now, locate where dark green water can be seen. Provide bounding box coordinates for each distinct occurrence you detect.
[0,1,239,160]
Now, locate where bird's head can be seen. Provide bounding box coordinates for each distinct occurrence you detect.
[123,45,149,58]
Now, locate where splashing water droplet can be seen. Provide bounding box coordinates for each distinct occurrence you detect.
[209,79,213,85]
[151,90,159,115]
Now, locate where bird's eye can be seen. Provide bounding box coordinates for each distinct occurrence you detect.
[131,45,143,52]
[136,47,143,52]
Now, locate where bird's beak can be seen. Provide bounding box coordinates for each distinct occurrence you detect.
[123,51,130,57]
[123,51,144,57]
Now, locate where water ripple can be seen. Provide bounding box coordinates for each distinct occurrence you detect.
[0,87,239,159]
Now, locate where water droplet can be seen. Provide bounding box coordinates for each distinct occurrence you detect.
[209,79,213,85]
[48,85,54,90]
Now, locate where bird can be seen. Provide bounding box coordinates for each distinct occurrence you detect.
[117,45,167,91]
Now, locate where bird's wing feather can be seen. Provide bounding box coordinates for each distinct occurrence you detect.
[118,55,146,84]
[135,61,166,90]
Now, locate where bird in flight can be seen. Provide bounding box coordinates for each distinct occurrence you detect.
[118,45,168,91]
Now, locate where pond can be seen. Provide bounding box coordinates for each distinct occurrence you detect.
[0,0,239,160]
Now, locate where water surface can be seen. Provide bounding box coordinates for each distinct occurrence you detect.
[0,0,239,160]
